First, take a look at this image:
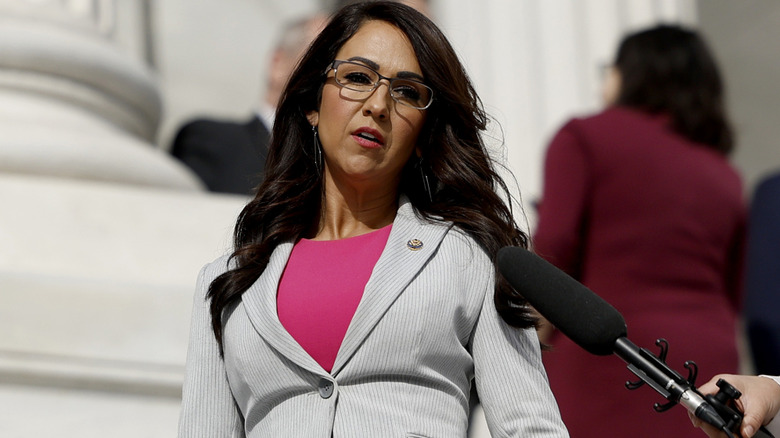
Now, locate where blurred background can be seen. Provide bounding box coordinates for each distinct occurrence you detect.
[0,0,777,436]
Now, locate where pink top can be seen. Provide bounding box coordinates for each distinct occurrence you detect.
[277,225,392,373]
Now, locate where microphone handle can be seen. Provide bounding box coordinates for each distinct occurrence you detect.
[613,338,728,431]
[614,338,683,399]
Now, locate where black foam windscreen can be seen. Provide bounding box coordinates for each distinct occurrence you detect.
[497,246,627,355]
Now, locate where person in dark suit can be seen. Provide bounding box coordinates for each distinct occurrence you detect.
[171,14,327,195]
[745,171,780,375]
[171,116,270,195]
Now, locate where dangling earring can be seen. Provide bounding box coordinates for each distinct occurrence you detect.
[415,156,433,203]
[312,126,323,175]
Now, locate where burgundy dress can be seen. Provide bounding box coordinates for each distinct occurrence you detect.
[534,106,745,437]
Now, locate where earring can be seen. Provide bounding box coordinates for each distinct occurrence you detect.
[312,126,323,175]
[415,156,433,203]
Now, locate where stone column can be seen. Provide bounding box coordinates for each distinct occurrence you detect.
[0,2,242,436]
[0,0,201,188]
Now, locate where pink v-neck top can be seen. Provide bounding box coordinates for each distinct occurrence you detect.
[277,224,392,373]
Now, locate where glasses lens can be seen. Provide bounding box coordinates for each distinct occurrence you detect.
[333,61,433,109]
[334,62,378,92]
[390,80,432,109]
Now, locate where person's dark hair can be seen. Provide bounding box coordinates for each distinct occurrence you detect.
[207,1,531,353]
[331,0,430,13]
[614,24,734,154]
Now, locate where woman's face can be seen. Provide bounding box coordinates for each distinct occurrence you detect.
[308,20,428,191]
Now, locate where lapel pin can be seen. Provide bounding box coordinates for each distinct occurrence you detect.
[406,239,423,251]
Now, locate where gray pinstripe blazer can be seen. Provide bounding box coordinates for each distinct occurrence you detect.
[178,198,568,438]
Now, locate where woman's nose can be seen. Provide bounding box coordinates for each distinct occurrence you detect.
[362,81,391,119]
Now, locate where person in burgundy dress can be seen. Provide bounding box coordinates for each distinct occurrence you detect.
[534,24,745,438]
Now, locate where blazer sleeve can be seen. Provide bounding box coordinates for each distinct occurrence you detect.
[472,278,569,437]
[178,262,245,438]
[533,120,591,279]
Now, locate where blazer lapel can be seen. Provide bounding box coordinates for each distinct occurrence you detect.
[240,242,326,375]
[331,199,452,375]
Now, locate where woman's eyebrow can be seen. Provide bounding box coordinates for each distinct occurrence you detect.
[396,71,425,81]
[346,56,425,81]
[346,56,380,70]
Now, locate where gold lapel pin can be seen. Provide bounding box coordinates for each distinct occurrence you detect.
[406,239,423,251]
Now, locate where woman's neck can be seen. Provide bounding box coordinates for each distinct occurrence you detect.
[313,178,399,241]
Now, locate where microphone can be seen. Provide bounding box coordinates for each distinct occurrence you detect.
[496,246,742,436]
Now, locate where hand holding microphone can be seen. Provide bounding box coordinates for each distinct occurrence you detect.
[496,246,775,438]
[693,374,780,438]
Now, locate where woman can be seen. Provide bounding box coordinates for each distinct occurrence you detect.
[178,3,568,437]
[534,25,745,437]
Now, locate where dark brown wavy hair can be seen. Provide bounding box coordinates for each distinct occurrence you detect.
[207,1,531,353]
[615,24,734,154]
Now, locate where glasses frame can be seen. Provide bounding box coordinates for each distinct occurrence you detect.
[328,60,434,110]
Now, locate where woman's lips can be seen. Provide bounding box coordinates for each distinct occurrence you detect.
[352,127,385,148]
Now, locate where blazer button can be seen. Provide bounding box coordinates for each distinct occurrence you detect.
[318,378,334,399]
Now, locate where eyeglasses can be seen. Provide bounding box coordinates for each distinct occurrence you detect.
[328,60,434,110]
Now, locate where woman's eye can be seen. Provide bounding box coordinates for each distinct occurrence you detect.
[343,72,373,84]
[393,84,422,100]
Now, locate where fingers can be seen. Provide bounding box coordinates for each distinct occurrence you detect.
[740,412,761,437]
[697,375,724,395]
[689,408,727,438]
